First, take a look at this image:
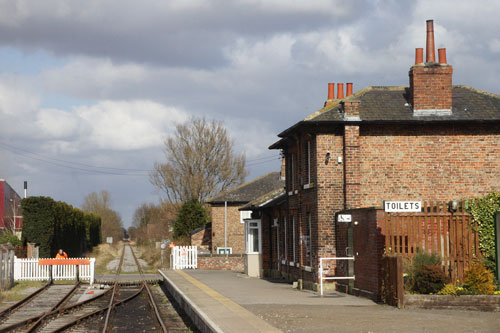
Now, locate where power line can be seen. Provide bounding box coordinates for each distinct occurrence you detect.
[0,144,150,177]
[0,142,151,172]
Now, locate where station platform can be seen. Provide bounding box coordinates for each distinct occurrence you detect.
[159,269,373,332]
[159,270,500,333]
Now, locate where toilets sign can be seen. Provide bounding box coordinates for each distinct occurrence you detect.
[384,201,422,213]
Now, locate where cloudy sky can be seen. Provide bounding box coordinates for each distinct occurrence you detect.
[1,0,500,227]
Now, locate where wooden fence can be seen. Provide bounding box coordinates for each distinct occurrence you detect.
[14,257,95,284]
[170,246,197,270]
[380,201,479,282]
[381,256,404,308]
[0,246,15,290]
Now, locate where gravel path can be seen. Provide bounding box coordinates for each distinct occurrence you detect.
[105,245,148,273]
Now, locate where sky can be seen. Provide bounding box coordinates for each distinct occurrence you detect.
[1,0,500,227]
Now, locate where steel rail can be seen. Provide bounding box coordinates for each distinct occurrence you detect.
[0,282,79,332]
[52,285,145,333]
[102,243,127,332]
[26,281,81,332]
[128,243,168,332]
[0,282,51,319]
[0,286,115,332]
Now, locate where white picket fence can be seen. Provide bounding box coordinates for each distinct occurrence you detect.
[171,246,197,270]
[14,257,96,284]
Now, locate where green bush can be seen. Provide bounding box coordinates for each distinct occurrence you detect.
[438,283,458,295]
[407,252,448,294]
[466,192,500,271]
[0,233,22,247]
[463,262,497,295]
[173,200,209,238]
[413,264,449,294]
[21,196,101,257]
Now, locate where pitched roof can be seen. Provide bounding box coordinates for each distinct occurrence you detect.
[207,172,285,204]
[271,85,500,143]
[239,187,286,211]
[308,85,500,122]
[190,222,211,236]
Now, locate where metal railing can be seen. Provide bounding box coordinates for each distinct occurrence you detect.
[319,257,355,296]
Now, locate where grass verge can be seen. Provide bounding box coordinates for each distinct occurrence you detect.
[0,281,46,304]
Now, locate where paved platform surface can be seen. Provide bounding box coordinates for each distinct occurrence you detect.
[162,270,500,332]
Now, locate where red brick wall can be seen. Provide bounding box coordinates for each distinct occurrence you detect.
[197,255,244,271]
[410,64,453,110]
[191,225,211,251]
[359,123,500,205]
[336,209,385,300]
[211,204,245,254]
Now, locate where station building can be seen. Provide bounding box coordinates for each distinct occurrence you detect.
[249,20,500,291]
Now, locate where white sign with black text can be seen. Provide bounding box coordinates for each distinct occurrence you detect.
[337,214,352,222]
[384,201,422,213]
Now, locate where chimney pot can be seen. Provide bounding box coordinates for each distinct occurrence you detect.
[346,83,353,97]
[426,20,436,62]
[328,83,335,100]
[438,48,447,64]
[337,83,344,99]
[415,48,424,64]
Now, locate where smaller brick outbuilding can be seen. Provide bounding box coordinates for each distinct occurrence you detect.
[206,172,285,254]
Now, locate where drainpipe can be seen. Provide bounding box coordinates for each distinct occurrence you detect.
[224,201,227,257]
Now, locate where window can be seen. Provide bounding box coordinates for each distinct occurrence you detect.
[305,141,311,186]
[245,220,261,254]
[217,247,232,254]
[290,153,295,191]
[240,210,252,224]
[284,217,287,260]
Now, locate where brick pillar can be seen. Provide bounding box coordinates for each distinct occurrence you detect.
[343,100,361,209]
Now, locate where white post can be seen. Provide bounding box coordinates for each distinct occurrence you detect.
[224,201,227,251]
[320,258,323,296]
[90,258,95,285]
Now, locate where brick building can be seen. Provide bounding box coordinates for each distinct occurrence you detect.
[260,20,500,290]
[205,172,284,254]
[0,179,23,238]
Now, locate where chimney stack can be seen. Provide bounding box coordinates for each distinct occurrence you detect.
[346,83,353,97]
[337,83,344,99]
[409,20,453,114]
[438,48,447,64]
[324,82,335,106]
[415,48,424,64]
[426,20,436,63]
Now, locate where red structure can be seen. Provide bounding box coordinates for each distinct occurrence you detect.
[0,179,23,236]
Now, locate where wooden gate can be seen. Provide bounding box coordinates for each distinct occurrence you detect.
[380,201,479,282]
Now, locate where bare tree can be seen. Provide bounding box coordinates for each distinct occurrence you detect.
[132,201,178,243]
[82,191,123,243]
[150,117,247,203]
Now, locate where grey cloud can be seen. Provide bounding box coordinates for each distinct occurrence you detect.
[0,0,365,68]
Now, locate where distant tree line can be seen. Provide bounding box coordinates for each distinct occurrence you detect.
[82,191,123,244]
[21,196,101,258]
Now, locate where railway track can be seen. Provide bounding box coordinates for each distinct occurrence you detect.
[0,244,174,332]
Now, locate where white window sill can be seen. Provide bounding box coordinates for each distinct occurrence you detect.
[289,261,295,266]
[303,266,312,272]
[296,263,300,268]
[246,252,260,255]
[288,191,294,196]
[294,190,298,194]
[281,260,286,265]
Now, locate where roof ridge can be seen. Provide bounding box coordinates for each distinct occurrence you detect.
[208,171,280,202]
[304,86,375,121]
[454,85,500,99]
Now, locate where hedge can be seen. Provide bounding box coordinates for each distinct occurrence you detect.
[21,196,101,258]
